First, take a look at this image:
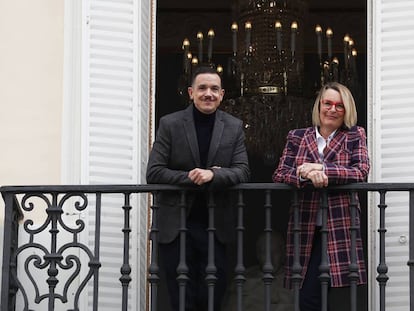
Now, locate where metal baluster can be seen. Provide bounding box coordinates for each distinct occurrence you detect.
[177,191,189,311]
[91,192,103,311]
[376,190,388,311]
[291,190,302,311]
[9,196,21,311]
[45,193,62,311]
[120,193,132,311]
[348,191,359,311]
[1,193,19,311]
[235,190,246,311]
[206,192,217,311]
[409,190,414,311]
[319,190,330,311]
[263,189,274,311]
[148,192,160,311]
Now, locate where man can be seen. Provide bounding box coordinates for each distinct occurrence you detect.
[146,66,250,311]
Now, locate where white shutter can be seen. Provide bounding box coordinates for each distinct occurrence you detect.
[369,1,414,310]
[79,0,152,310]
[137,1,154,310]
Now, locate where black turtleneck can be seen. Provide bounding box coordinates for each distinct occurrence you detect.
[193,105,216,168]
[190,105,216,225]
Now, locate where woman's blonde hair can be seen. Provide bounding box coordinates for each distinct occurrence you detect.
[311,82,357,129]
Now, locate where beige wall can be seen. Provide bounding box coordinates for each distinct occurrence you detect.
[0,0,64,186]
[0,0,64,279]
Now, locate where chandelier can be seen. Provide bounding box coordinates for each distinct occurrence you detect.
[178,0,359,166]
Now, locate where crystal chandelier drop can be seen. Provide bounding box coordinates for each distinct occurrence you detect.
[232,0,306,97]
[178,0,360,166]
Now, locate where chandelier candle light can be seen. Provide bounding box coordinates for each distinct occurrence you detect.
[232,22,238,56]
[177,0,360,162]
[207,29,215,63]
[197,31,203,63]
[291,21,297,59]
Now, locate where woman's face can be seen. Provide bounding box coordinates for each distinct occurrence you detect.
[319,88,345,132]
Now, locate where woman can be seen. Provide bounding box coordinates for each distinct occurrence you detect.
[273,82,370,310]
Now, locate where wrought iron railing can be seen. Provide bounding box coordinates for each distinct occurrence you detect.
[1,183,414,311]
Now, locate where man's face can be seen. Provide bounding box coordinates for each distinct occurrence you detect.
[188,73,224,114]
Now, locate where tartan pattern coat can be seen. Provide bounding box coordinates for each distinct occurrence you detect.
[272,126,370,288]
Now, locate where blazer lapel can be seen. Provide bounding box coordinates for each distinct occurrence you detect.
[207,111,224,167]
[303,128,321,163]
[324,129,346,160]
[183,106,200,165]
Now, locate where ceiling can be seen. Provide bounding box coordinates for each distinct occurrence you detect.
[157,0,366,10]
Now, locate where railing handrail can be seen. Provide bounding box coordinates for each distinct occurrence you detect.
[2,182,414,195]
[2,182,414,310]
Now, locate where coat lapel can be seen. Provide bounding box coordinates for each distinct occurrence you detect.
[303,128,321,163]
[324,129,346,160]
[183,106,200,165]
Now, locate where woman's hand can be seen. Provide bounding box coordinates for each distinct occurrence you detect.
[297,163,328,187]
[307,170,328,188]
[297,163,324,179]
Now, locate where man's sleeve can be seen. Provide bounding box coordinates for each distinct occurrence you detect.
[146,118,192,185]
[209,121,250,187]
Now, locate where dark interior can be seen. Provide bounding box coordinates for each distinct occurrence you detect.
[154,1,367,309]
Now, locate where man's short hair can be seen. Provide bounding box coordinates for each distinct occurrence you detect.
[191,66,222,87]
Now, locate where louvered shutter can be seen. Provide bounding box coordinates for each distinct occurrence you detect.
[79,0,152,310]
[370,1,414,310]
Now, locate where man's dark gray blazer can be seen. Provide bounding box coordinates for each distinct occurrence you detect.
[146,105,250,244]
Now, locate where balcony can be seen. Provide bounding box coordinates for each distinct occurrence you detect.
[1,183,414,310]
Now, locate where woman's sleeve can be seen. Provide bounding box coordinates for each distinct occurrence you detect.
[324,126,370,184]
[272,130,302,188]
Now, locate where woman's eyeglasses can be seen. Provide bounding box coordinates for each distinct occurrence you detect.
[321,100,345,112]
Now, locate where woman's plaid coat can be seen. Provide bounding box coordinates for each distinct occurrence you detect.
[273,125,370,288]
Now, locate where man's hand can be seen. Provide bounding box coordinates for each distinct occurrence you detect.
[188,168,214,185]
